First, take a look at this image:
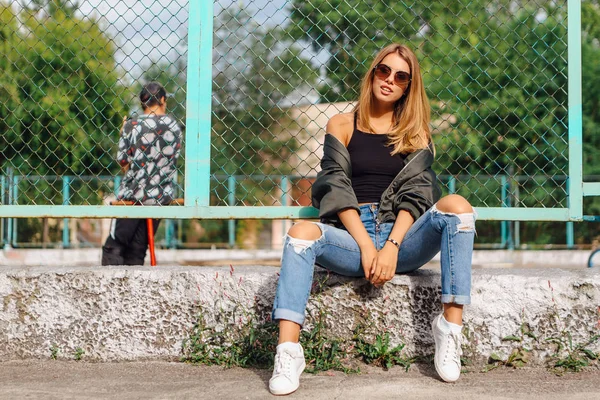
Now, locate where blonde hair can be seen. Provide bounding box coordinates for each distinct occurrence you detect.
[354,43,432,155]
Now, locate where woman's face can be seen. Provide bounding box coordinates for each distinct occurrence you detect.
[371,52,411,105]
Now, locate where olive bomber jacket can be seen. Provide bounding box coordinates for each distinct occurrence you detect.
[311,134,442,227]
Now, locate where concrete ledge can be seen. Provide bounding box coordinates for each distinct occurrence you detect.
[0,248,593,268]
[0,265,599,364]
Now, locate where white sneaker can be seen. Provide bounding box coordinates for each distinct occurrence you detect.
[432,313,463,382]
[269,342,306,395]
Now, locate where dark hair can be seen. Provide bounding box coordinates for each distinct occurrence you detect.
[139,82,167,109]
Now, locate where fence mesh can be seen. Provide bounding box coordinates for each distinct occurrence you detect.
[0,0,573,212]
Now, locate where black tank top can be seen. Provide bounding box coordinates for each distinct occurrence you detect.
[347,115,406,203]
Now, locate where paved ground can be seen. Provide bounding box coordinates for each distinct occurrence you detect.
[1,361,599,399]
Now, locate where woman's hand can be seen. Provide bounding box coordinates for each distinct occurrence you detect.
[360,242,378,280]
[370,242,399,286]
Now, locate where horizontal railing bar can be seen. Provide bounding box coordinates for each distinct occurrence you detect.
[583,182,600,196]
[5,174,600,181]
[0,206,572,221]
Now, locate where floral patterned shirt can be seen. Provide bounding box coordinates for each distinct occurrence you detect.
[116,114,182,205]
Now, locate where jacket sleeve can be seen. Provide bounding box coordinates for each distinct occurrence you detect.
[393,167,441,221]
[311,144,359,220]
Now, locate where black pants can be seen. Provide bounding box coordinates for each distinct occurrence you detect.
[101,218,160,266]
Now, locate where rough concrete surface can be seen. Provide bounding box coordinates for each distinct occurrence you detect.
[0,360,599,399]
[0,264,598,364]
[1,264,599,364]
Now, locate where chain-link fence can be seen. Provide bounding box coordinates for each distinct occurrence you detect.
[1,1,598,228]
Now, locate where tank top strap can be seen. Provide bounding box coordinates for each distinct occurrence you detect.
[353,112,358,132]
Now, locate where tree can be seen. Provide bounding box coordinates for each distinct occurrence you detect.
[29,0,78,16]
[211,6,319,206]
[0,7,22,171]
[1,4,127,189]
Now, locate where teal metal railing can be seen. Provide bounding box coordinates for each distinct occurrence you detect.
[1,174,585,249]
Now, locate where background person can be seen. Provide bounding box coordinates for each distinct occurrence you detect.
[268,43,476,395]
[101,82,182,266]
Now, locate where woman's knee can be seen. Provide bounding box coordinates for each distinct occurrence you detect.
[287,221,322,241]
[436,194,473,214]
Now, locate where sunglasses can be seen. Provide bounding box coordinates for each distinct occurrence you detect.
[373,64,411,88]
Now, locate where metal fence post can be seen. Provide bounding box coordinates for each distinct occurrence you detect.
[514,180,520,248]
[566,178,574,248]
[5,169,12,249]
[500,175,508,248]
[185,0,213,207]
[165,220,173,248]
[281,175,289,238]
[114,176,121,195]
[0,175,4,247]
[567,0,583,222]
[228,175,236,248]
[566,222,574,248]
[62,176,71,248]
[12,175,18,247]
[447,175,456,194]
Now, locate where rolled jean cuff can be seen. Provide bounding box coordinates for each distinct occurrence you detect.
[441,294,471,305]
[272,308,305,326]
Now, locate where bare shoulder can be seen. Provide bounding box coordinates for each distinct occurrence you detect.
[325,112,354,146]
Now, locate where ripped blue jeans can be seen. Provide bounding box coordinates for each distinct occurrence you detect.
[272,203,476,326]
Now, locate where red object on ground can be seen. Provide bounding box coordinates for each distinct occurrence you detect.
[146,218,156,267]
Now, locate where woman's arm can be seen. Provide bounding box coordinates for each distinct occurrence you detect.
[370,210,414,286]
[338,208,378,280]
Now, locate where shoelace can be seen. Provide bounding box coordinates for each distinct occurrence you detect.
[444,331,463,366]
[273,350,293,377]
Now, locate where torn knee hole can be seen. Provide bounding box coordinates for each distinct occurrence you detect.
[456,214,476,232]
[286,236,316,254]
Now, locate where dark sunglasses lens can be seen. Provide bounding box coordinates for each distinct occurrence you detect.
[395,72,411,86]
[374,64,391,79]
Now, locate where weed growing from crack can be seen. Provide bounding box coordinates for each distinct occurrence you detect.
[546,333,600,373]
[484,309,537,372]
[74,347,84,361]
[353,326,412,371]
[50,344,59,360]
[484,282,600,374]
[545,281,600,374]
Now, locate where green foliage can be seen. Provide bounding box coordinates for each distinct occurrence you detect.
[211,6,318,205]
[182,299,355,373]
[182,310,279,369]
[50,343,59,360]
[546,333,600,374]
[73,347,84,361]
[485,311,538,371]
[353,329,412,371]
[545,280,600,373]
[300,308,356,373]
[0,4,126,183]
